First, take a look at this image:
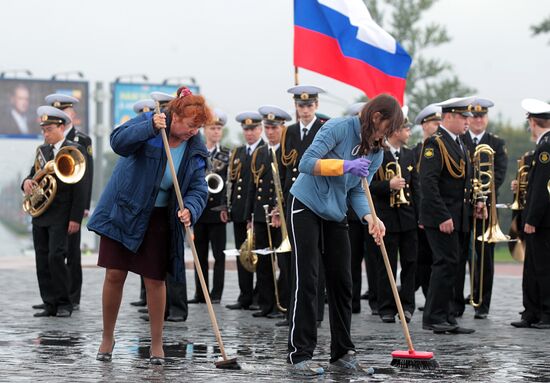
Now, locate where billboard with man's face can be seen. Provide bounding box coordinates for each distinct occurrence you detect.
[0,78,89,138]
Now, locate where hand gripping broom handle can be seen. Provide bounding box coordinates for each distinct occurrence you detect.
[362,177,415,353]
[155,102,229,361]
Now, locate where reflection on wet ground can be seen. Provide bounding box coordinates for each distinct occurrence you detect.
[0,268,549,382]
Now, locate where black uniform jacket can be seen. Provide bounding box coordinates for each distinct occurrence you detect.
[66,127,93,210]
[523,130,550,229]
[245,145,283,224]
[369,147,420,232]
[22,140,87,227]
[461,131,508,193]
[280,118,325,197]
[419,126,472,232]
[229,139,264,223]
[197,145,231,224]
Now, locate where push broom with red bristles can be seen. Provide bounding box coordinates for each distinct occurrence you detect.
[362,178,438,370]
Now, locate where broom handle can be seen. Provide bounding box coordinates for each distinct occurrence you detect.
[156,103,228,361]
[362,178,415,352]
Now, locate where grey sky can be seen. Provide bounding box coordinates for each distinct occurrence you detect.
[1,0,549,132]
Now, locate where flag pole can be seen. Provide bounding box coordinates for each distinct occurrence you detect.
[294,66,300,122]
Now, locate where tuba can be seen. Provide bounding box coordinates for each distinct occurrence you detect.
[239,214,257,272]
[385,161,410,207]
[23,146,86,217]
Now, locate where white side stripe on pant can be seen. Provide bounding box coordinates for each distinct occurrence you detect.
[288,196,301,364]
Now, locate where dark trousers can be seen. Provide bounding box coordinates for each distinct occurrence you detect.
[522,229,550,323]
[33,224,72,314]
[277,251,291,312]
[254,222,281,313]
[471,220,495,314]
[415,228,432,298]
[139,277,146,302]
[67,229,82,305]
[452,229,471,316]
[423,228,468,325]
[166,274,188,319]
[193,222,226,300]
[234,222,254,307]
[369,230,417,316]
[287,197,354,364]
[349,220,378,313]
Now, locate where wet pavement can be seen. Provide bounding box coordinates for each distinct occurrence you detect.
[0,265,549,382]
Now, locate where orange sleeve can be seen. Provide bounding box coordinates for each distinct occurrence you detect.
[319,159,344,176]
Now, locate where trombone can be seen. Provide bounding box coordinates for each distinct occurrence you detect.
[263,204,287,313]
[270,149,291,253]
[385,161,410,207]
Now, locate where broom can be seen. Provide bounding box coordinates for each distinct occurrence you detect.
[362,177,438,370]
[153,99,241,370]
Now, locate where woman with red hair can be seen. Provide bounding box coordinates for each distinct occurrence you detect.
[88,87,211,364]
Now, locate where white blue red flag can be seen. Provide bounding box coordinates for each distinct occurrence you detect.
[294,0,412,104]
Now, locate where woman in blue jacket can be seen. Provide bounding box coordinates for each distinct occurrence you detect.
[286,94,404,375]
[88,87,210,364]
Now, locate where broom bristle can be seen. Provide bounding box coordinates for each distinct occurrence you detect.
[391,357,439,370]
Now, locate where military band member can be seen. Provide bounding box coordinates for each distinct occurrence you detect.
[22,106,87,317]
[190,108,231,304]
[511,99,550,329]
[245,105,291,318]
[43,94,92,311]
[420,97,479,334]
[367,117,420,323]
[412,104,441,302]
[459,98,508,319]
[225,111,264,310]
[279,85,327,326]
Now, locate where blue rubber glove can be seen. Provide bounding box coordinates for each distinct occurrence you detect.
[343,158,371,177]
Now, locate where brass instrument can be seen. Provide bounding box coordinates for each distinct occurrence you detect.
[239,213,257,272]
[263,204,287,313]
[23,146,86,217]
[205,151,228,195]
[385,161,410,207]
[510,157,529,210]
[270,149,291,253]
[226,149,241,215]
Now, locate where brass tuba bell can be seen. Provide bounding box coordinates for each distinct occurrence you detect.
[239,214,257,272]
[23,146,86,217]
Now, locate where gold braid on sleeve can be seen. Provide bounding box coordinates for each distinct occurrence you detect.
[228,148,241,182]
[251,148,265,186]
[281,126,298,167]
[435,137,465,179]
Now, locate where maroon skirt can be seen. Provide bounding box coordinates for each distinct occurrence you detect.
[98,207,170,280]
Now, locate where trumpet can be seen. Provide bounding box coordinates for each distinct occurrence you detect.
[385,161,409,207]
[270,149,291,253]
[23,146,86,217]
[263,204,287,313]
[239,213,257,272]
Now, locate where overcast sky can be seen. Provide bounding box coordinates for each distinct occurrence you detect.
[1,0,549,135]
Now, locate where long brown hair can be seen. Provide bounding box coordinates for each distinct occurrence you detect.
[167,86,213,126]
[358,94,403,155]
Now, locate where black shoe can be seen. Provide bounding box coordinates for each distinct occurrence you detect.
[361,291,369,300]
[72,304,80,311]
[275,319,289,327]
[418,306,424,311]
[33,310,53,317]
[211,298,221,304]
[96,341,115,362]
[474,312,488,319]
[140,314,150,322]
[511,319,532,328]
[138,308,148,313]
[464,295,471,304]
[32,303,45,310]
[249,304,260,311]
[266,311,285,319]
[532,321,550,329]
[56,309,72,318]
[166,315,186,322]
[188,297,205,304]
[381,314,396,323]
[449,326,475,334]
[352,306,361,314]
[422,322,458,333]
[252,310,269,318]
[130,300,147,307]
[149,348,165,365]
[226,302,246,310]
[317,321,322,328]
[371,309,379,316]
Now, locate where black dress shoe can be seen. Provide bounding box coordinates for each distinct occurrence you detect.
[360,292,369,300]
[275,319,289,327]
[138,308,148,313]
[32,303,45,310]
[266,311,285,319]
[252,310,269,318]
[381,314,396,323]
[474,312,488,319]
[418,306,424,311]
[371,309,379,316]
[422,322,458,333]
[532,321,550,329]
[72,304,80,311]
[449,326,475,334]
[511,319,532,328]
[56,309,72,318]
[130,300,147,307]
[188,297,205,304]
[211,298,221,304]
[352,306,361,314]
[249,304,260,311]
[225,302,246,310]
[96,341,116,362]
[166,315,186,322]
[33,310,53,317]
[140,314,150,322]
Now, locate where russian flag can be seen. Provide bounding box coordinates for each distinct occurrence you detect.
[294,0,412,104]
